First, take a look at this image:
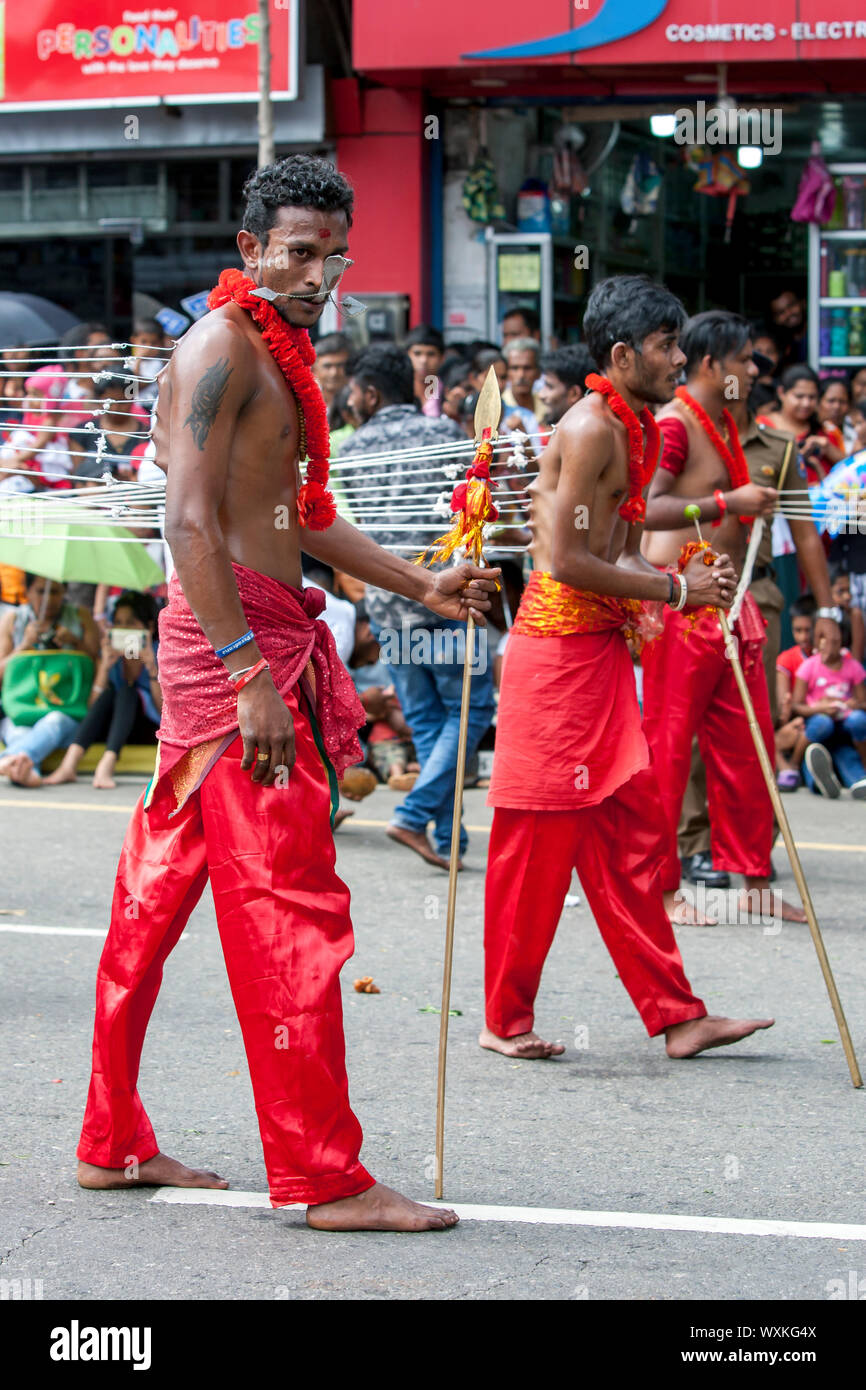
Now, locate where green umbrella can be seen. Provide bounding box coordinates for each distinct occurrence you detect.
[0,496,165,589]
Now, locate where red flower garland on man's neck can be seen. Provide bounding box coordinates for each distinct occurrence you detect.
[585,372,661,523]
[675,385,751,523]
[207,268,336,530]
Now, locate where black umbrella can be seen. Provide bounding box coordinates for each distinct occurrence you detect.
[0,292,80,349]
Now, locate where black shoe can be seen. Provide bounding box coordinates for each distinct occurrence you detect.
[682,852,731,888]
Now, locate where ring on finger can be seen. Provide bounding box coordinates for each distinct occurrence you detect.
[256,751,270,762]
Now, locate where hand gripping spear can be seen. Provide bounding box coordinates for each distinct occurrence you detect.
[417,367,502,1197]
[684,503,862,1088]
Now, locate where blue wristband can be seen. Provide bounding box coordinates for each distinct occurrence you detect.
[215,630,254,660]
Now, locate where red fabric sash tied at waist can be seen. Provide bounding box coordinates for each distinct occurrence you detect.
[156,562,364,779]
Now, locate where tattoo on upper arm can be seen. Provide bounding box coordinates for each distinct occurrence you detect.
[184,357,233,450]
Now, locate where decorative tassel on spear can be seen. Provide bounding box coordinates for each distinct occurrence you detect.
[417,366,502,1199]
[416,370,501,569]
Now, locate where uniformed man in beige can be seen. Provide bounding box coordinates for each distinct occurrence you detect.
[678,400,842,883]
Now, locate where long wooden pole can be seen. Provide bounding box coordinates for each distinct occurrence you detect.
[434,613,476,1198]
[689,515,862,1087]
[257,0,274,168]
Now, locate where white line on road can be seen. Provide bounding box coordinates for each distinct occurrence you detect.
[149,1188,866,1239]
[0,924,193,938]
[0,923,108,937]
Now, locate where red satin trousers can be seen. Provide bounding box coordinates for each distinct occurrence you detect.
[641,607,774,891]
[484,767,707,1039]
[77,689,374,1207]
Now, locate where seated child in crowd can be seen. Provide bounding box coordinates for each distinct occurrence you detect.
[775,597,815,790]
[792,619,866,799]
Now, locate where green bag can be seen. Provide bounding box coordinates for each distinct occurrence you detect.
[2,650,94,727]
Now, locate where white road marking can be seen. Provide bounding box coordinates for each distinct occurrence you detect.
[0,924,192,939]
[0,924,109,937]
[149,1188,866,1239]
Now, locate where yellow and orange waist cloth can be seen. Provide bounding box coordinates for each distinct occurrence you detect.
[655,540,767,674]
[512,570,665,650]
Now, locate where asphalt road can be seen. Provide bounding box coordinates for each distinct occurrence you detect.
[1,776,865,1302]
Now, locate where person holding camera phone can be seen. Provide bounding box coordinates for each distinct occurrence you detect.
[45,591,161,789]
[757,364,846,485]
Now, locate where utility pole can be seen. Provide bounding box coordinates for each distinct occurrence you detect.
[257,0,274,167]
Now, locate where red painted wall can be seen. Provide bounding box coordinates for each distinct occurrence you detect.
[334,84,427,325]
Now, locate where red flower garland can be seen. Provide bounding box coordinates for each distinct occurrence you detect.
[207,268,336,530]
[675,386,751,523]
[585,373,661,523]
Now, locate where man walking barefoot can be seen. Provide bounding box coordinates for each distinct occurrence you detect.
[642,310,806,924]
[481,277,774,1061]
[76,155,499,1232]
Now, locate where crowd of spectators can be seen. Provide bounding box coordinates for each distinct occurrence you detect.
[0,318,171,785]
[3,287,866,838]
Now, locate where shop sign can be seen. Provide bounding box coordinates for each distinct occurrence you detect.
[354,0,866,68]
[0,0,298,108]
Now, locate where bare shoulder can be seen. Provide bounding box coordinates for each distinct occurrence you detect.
[556,393,616,460]
[170,304,256,384]
[655,396,687,425]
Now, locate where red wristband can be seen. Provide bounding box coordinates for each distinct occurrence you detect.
[711,488,728,527]
[233,657,269,692]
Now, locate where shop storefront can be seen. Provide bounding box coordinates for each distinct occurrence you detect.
[345,1,866,355]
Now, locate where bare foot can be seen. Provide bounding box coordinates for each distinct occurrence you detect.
[77,1151,229,1191]
[479,1025,565,1059]
[386,823,452,871]
[306,1181,458,1232]
[2,753,42,787]
[739,887,806,923]
[665,889,717,926]
[43,764,78,785]
[665,1014,775,1058]
[333,808,354,829]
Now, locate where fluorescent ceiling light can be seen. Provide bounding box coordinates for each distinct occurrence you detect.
[650,114,676,137]
[737,146,763,169]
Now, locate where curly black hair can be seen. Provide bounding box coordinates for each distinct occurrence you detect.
[242,154,354,244]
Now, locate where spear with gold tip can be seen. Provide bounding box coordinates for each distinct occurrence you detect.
[418,367,502,1198]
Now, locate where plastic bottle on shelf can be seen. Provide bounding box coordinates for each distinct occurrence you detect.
[846,247,860,296]
[843,177,865,230]
[830,309,848,357]
[820,311,832,357]
[849,306,864,357]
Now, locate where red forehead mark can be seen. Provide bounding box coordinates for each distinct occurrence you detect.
[318,228,331,238]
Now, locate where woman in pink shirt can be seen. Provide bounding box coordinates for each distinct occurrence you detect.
[792,627,866,798]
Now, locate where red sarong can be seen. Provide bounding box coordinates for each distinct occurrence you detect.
[149,562,364,816]
[490,573,652,811]
[485,572,705,1038]
[641,597,773,889]
[78,566,374,1206]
